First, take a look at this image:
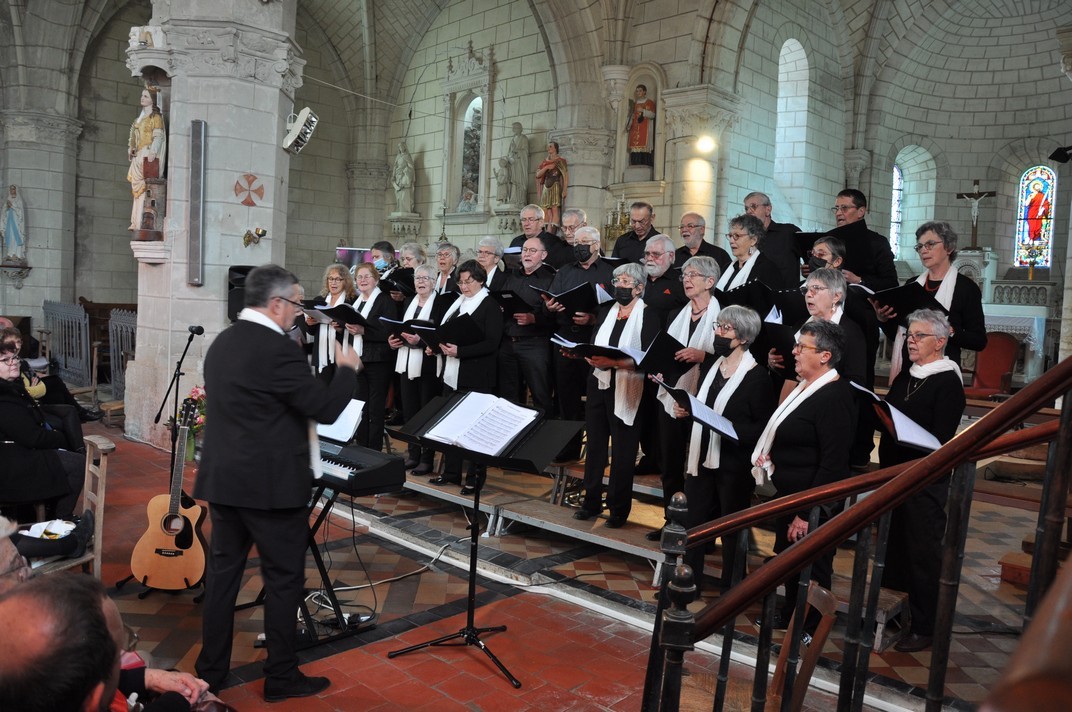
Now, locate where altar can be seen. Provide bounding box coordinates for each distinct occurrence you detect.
[981,304,1047,382]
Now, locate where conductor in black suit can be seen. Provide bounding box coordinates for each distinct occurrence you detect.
[194,264,360,702]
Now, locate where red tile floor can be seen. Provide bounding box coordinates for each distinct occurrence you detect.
[72,421,1036,710]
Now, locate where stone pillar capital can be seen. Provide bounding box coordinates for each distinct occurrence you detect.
[845,148,872,188]
[1058,25,1072,81]
[548,128,615,165]
[662,85,741,139]
[0,111,82,147]
[601,65,631,114]
[127,24,306,97]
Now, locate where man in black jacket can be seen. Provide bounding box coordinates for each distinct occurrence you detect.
[510,204,573,268]
[611,201,662,263]
[743,192,803,287]
[194,264,360,702]
[500,237,556,414]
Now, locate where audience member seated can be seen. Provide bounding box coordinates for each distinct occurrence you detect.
[0,342,84,521]
[0,513,93,567]
[0,324,100,422]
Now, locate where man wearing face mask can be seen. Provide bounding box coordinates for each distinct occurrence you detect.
[499,237,556,414]
[743,192,803,287]
[544,227,615,462]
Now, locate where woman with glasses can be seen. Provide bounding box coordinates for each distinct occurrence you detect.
[646,256,722,540]
[768,267,866,394]
[389,264,457,474]
[433,260,504,494]
[346,263,399,452]
[671,306,775,592]
[714,214,785,295]
[751,319,853,634]
[433,243,460,294]
[474,236,507,291]
[0,343,85,521]
[571,263,660,528]
[307,264,357,381]
[876,309,965,652]
[873,221,986,384]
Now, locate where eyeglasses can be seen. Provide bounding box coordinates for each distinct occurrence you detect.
[274,296,304,309]
[913,240,942,253]
[0,356,19,365]
[630,218,650,226]
[476,249,499,257]
[830,205,856,214]
[743,203,767,212]
[714,322,736,332]
[906,332,934,342]
[413,276,433,283]
[678,223,702,231]
[792,341,824,353]
[725,232,749,242]
[520,247,544,255]
[520,217,541,223]
[457,278,478,286]
[562,224,581,232]
[611,278,635,287]
[679,271,707,282]
[326,277,345,283]
[799,284,829,295]
[643,251,667,259]
[436,252,455,260]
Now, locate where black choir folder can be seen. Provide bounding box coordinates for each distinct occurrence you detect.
[312,303,373,327]
[489,290,534,317]
[850,282,947,327]
[551,330,692,384]
[406,313,483,351]
[388,393,581,475]
[653,377,739,441]
[378,316,437,340]
[850,382,942,451]
[529,282,600,315]
[716,280,808,325]
[382,267,416,296]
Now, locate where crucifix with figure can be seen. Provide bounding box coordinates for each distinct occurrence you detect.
[956,179,995,248]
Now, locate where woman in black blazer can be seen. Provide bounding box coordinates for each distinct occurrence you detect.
[570,263,661,528]
[715,213,786,294]
[434,260,504,493]
[389,264,456,474]
[305,263,357,382]
[673,305,776,593]
[348,262,399,451]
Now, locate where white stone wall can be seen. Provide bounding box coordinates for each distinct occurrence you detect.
[74,2,151,304]
[285,17,353,291]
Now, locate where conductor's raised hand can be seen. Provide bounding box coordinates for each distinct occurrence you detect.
[335,344,362,371]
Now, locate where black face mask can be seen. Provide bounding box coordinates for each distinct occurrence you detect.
[712,334,735,358]
[574,244,593,263]
[613,286,635,305]
[807,255,830,273]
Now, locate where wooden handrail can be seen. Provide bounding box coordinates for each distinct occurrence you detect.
[684,419,1057,551]
[692,355,1072,637]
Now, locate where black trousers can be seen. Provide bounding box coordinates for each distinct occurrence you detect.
[398,367,440,465]
[581,376,641,519]
[636,380,660,469]
[773,507,833,633]
[884,477,949,634]
[355,360,393,452]
[196,503,310,688]
[657,408,688,515]
[497,337,552,414]
[553,350,588,459]
[40,404,84,452]
[683,465,755,592]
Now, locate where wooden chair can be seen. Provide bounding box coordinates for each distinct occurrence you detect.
[681,581,839,712]
[36,434,114,579]
[963,332,1019,400]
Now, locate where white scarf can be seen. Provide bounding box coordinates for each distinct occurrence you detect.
[794,305,844,341]
[352,286,382,357]
[888,272,957,384]
[686,350,757,475]
[656,299,719,414]
[715,249,761,291]
[592,300,647,426]
[440,287,489,389]
[394,292,437,378]
[435,271,453,294]
[908,356,963,382]
[750,367,840,486]
[316,292,352,373]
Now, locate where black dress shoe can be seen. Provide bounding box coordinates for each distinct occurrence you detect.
[572,509,597,521]
[429,476,460,486]
[78,407,103,422]
[69,510,95,558]
[754,611,791,631]
[644,527,663,541]
[264,673,331,702]
[894,633,933,652]
[412,463,434,475]
[403,458,420,469]
[459,485,476,496]
[604,515,626,528]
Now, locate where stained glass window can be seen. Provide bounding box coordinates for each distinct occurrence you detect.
[889,164,903,253]
[1015,165,1056,267]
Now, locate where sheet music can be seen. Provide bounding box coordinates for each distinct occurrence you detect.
[849,382,941,451]
[685,393,740,441]
[304,309,334,325]
[424,392,539,456]
[595,283,615,304]
[317,399,365,442]
[765,304,782,324]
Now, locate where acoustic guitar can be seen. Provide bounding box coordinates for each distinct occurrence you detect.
[130,398,207,590]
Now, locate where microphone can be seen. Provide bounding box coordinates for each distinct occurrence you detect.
[188,325,205,335]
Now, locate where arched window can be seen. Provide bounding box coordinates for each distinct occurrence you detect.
[1015,165,1056,267]
[889,164,904,253]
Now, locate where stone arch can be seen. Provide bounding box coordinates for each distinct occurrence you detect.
[883,135,947,257]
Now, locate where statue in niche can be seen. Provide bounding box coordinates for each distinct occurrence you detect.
[535,141,568,230]
[392,141,415,213]
[1,184,27,266]
[625,84,656,167]
[506,122,529,205]
[127,85,167,231]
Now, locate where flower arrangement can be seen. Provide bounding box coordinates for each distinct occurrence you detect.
[187,385,207,435]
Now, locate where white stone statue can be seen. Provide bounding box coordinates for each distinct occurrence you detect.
[1,184,27,266]
[506,122,529,206]
[392,141,415,213]
[127,86,167,230]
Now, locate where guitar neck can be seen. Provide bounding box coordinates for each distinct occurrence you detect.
[170,426,189,516]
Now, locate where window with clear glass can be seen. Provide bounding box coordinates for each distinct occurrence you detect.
[889,164,903,253]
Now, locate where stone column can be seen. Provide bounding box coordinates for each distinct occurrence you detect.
[662,85,741,242]
[123,0,304,446]
[0,112,82,317]
[1056,24,1072,363]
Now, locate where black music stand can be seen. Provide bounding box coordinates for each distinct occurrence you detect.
[387,395,581,689]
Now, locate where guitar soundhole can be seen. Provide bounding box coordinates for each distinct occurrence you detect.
[162,514,185,536]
